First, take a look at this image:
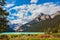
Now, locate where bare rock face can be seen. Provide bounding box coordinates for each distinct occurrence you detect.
[40,15,46,20]
[55,11,60,15]
[50,11,60,19]
[45,15,50,19]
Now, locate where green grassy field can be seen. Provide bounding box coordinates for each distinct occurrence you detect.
[0,33,60,40]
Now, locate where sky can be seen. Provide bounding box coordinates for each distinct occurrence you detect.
[3,0,60,30]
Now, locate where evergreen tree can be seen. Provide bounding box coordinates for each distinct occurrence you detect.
[0,0,9,32]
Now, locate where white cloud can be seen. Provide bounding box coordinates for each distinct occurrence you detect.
[5,4,14,8]
[7,2,60,30]
[30,0,38,3]
[41,2,60,15]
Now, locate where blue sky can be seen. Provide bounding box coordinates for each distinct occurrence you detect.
[5,0,60,23]
[6,0,60,5]
[37,0,60,4]
[5,0,60,20]
[5,0,60,15]
[4,0,60,30]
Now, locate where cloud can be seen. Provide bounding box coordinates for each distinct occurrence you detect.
[7,2,60,30]
[30,0,38,3]
[9,4,41,24]
[41,2,60,15]
[5,4,14,8]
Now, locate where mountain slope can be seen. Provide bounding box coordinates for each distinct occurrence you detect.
[25,14,60,33]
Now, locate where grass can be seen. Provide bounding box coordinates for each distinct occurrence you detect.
[0,33,60,40]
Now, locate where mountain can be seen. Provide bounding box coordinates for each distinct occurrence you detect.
[8,11,60,32]
[24,11,60,33]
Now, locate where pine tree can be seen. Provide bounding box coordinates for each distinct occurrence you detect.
[0,0,9,32]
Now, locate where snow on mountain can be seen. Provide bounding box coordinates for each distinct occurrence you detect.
[4,2,60,31]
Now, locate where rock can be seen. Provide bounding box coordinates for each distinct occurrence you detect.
[40,15,46,20]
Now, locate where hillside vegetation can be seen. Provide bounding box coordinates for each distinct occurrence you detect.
[26,15,60,34]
